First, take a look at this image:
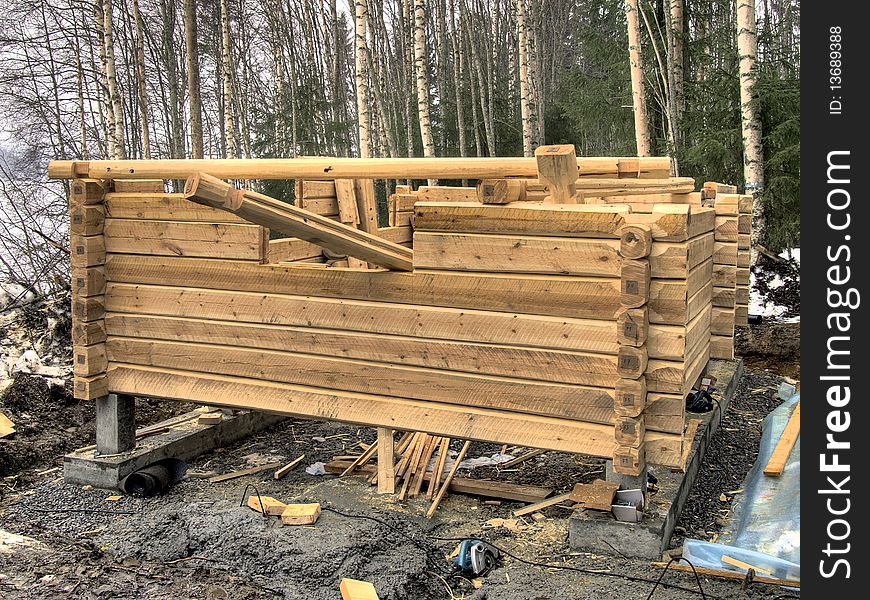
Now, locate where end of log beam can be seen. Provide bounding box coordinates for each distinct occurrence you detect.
[477,179,527,204]
[615,416,645,448]
[49,160,89,179]
[184,172,243,210]
[620,259,650,308]
[535,145,578,203]
[615,376,647,417]
[619,224,653,259]
[616,307,649,346]
[613,444,645,476]
[617,346,648,379]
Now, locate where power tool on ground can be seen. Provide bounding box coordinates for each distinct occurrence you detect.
[453,539,501,577]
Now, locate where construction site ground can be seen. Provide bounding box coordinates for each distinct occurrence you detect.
[1,370,796,599]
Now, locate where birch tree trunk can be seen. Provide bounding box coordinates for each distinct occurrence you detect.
[449,0,467,161]
[670,0,684,129]
[517,0,533,156]
[737,0,765,248]
[355,0,371,158]
[184,0,204,158]
[413,0,437,184]
[101,0,125,159]
[625,0,651,156]
[131,0,150,159]
[219,0,237,158]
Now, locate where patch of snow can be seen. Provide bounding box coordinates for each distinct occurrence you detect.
[778,247,800,264]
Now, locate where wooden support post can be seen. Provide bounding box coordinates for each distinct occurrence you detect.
[534,145,578,203]
[334,180,366,268]
[95,393,136,455]
[376,427,396,494]
[184,173,412,271]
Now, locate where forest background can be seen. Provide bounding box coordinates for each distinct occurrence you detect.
[0,0,799,295]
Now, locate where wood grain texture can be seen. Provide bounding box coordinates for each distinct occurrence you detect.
[104,218,265,261]
[105,364,684,465]
[105,193,248,222]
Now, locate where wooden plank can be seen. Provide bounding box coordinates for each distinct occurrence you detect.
[274,454,306,479]
[300,181,336,199]
[185,174,409,270]
[736,285,750,304]
[377,226,412,244]
[105,193,248,222]
[713,242,738,266]
[298,196,339,216]
[52,157,674,182]
[763,401,799,476]
[416,186,478,202]
[737,267,750,286]
[70,203,105,235]
[413,231,711,279]
[70,234,106,267]
[413,202,630,238]
[389,211,413,228]
[208,461,282,483]
[107,364,684,465]
[376,428,396,493]
[105,337,628,424]
[113,180,164,193]
[737,251,751,268]
[268,238,323,263]
[105,313,622,387]
[353,179,379,235]
[651,562,799,588]
[426,440,472,517]
[738,195,753,214]
[105,255,627,321]
[513,492,573,517]
[334,179,361,226]
[104,218,265,261]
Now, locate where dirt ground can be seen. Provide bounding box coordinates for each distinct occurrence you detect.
[0,279,802,599]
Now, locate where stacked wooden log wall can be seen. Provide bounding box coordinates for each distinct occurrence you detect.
[413,201,715,474]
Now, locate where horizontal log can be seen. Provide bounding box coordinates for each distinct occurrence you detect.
[72,319,106,346]
[104,312,622,387]
[377,226,413,244]
[711,307,735,335]
[737,252,751,268]
[74,296,105,322]
[104,218,265,261]
[105,364,683,465]
[646,343,710,395]
[105,255,627,320]
[647,232,713,279]
[737,267,750,286]
[413,202,711,242]
[113,180,164,193]
[268,237,323,263]
[736,285,750,305]
[106,337,628,424]
[72,266,106,298]
[104,193,248,223]
[185,173,412,271]
[49,157,673,181]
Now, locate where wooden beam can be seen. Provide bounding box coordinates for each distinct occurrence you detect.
[619,224,652,259]
[50,156,672,181]
[184,173,411,271]
[377,428,396,493]
[104,218,265,261]
[477,179,527,204]
[763,401,800,476]
[107,364,684,465]
[535,145,578,203]
[104,193,248,223]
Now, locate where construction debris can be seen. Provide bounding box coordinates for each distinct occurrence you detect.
[274,454,306,480]
[280,503,322,526]
[207,461,282,483]
[569,479,620,512]
[339,578,380,600]
[246,495,288,516]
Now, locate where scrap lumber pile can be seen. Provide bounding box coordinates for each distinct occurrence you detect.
[51,150,746,481]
